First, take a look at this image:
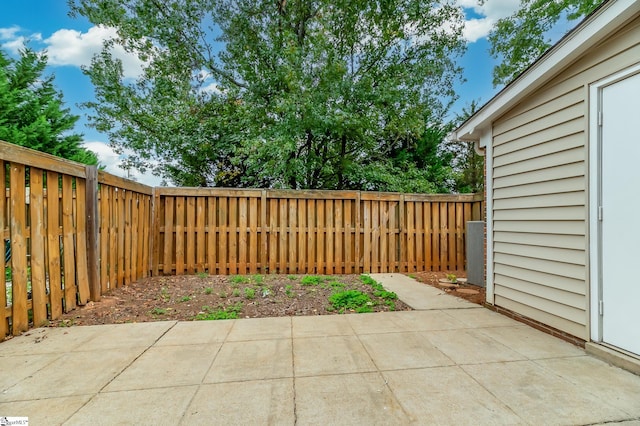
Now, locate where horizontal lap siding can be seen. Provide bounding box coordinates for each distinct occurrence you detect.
[490,16,640,340]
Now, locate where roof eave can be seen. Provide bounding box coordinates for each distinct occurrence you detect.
[455,0,640,145]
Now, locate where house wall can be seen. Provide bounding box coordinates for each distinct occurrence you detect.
[489,15,640,339]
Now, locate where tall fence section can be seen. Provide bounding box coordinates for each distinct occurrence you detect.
[0,141,483,337]
[153,189,483,276]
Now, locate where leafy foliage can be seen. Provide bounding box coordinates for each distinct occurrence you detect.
[488,0,604,86]
[0,48,98,164]
[70,0,466,190]
[446,100,484,193]
[328,290,373,313]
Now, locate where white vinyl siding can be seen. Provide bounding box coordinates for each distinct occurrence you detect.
[489,15,640,340]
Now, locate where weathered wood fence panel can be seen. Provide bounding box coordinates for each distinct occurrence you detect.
[0,141,153,337]
[153,188,484,275]
[97,172,153,293]
[0,140,483,338]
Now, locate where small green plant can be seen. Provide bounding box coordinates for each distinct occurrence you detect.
[219,291,227,298]
[408,273,416,279]
[329,290,373,313]
[287,275,298,280]
[204,287,214,295]
[194,303,242,321]
[150,307,168,315]
[230,275,250,285]
[232,289,241,297]
[301,275,323,286]
[59,318,74,327]
[197,271,208,278]
[160,287,170,302]
[446,273,458,284]
[374,289,398,301]
[244,287,256,299]
[285,284,294,298]
[252,274,264,284]
[179,295,192,302]
[329,280,345,289]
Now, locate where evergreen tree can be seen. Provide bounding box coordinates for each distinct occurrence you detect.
[0,48,98,164]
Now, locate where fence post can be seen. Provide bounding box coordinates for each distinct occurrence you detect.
[399,194,406,272]
[85,165,100,302]
[150,187,159,276]
[260,190,267,274]
[354,191,361,274]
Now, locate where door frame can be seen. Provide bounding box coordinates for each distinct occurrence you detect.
[588,63,640,343]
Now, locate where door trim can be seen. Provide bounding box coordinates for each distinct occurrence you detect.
[588,63,640,343]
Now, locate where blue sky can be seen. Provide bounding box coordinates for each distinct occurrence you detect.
[1,0,520,185]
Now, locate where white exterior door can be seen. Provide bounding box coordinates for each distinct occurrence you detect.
[600,71,640,356]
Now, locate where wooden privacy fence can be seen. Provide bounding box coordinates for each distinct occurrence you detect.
[0,140,483,337]
[0,142,152,337]
[152,189,484,276]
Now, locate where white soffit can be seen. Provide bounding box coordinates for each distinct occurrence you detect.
[455,0,640,145]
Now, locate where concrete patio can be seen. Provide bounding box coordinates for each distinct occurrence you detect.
[1,274,640,425]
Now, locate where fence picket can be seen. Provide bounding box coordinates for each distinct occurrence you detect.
[29,168,48,325]
[175,197,185,275]
[75,178,90,304]
[0,164,6,336]
[10,164,28,333]
[61,175,77,312]
[238,197,248,274]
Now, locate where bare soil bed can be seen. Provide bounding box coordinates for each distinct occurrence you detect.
[50,272,484,327]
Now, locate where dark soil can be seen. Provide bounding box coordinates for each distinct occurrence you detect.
[411,271,486,305]
[49,272,484,327]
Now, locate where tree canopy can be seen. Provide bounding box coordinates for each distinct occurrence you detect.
[0,48,98,165]
[70,0,466,191]
[488,0,604,87]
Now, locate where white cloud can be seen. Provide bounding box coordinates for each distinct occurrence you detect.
[2,36,27,54]
[83,141,165,187]
[458,0,521,42]
[463,17,495,43]
[0,27,41,54]
[0,26,21,40]
[44,26,145,79]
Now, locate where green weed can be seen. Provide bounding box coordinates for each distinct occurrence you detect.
[232,289,241,297]
[194,303,242,321]
[329,290,373,313]
[285,284,294,298]
[374,289,398,300]
[244,287,256,299]
[301,275,323,286]
[150,307,168,316]
[179,295,192,302]
[160,287,170,302]
[287,275,298,281]
[204,287,213,295]
[197,271,208,278]
[230,275,250,285]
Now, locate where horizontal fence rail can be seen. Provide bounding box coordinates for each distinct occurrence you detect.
[152,189,484,276]
[0,139,484,338]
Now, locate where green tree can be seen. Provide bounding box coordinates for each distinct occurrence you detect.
[488,0,604,86]
[0,48,98,164]
[70,0,465,190]
[448,100,483,193]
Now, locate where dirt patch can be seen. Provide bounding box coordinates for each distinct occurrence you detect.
[410,271,486,305]
[45,272,484,327]
[51,274,412,326]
